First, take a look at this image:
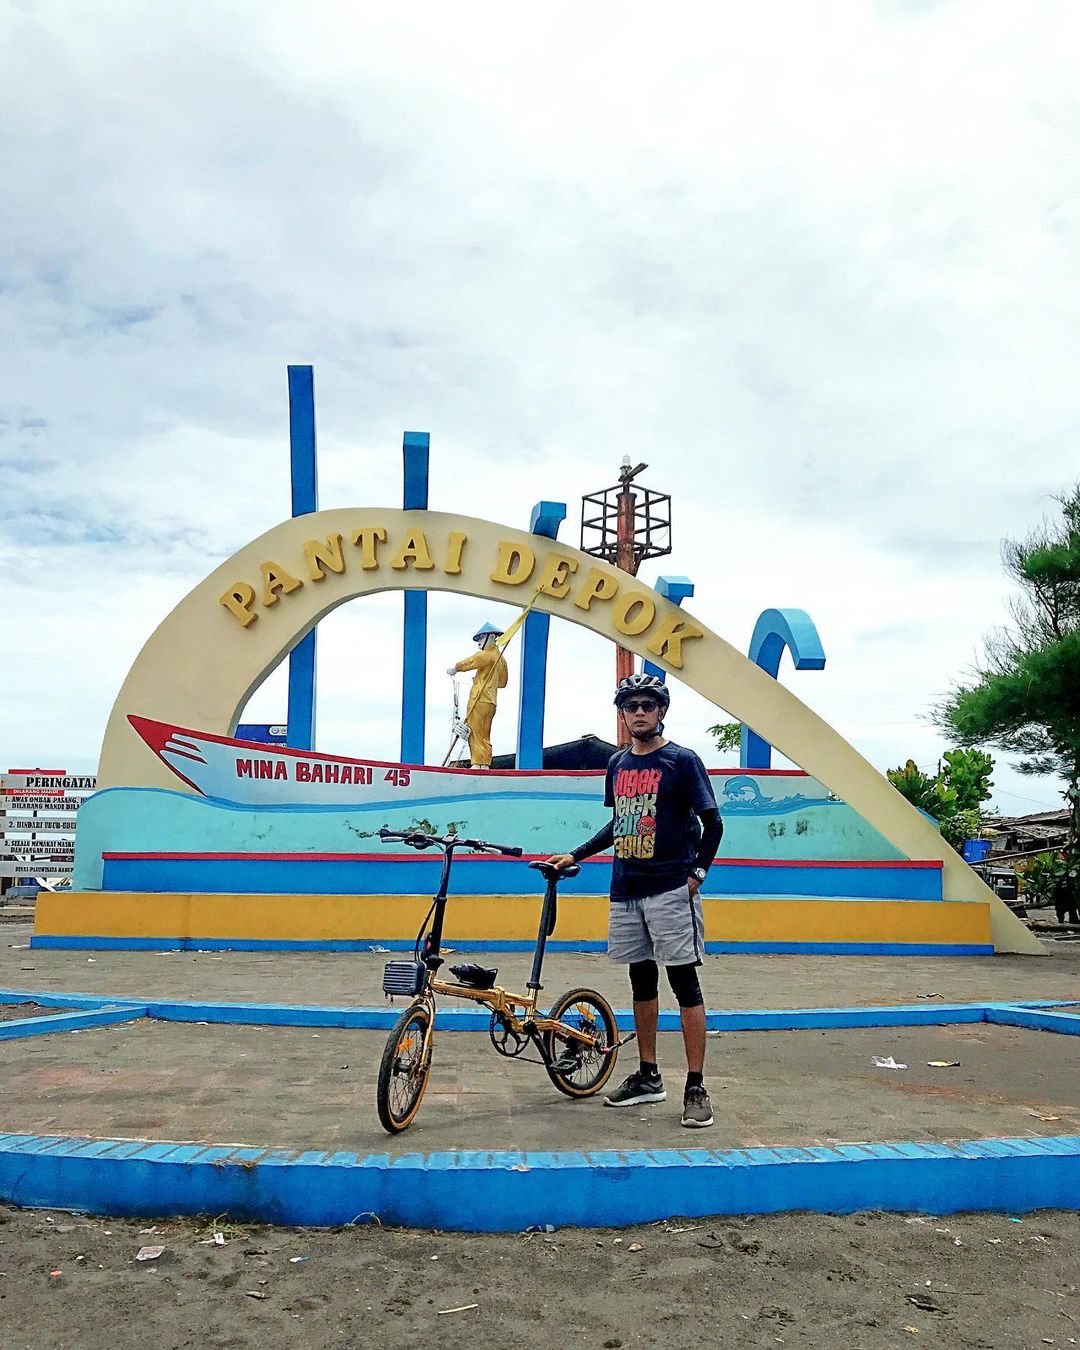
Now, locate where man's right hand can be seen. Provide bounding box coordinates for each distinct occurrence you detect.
[546,853,576,870]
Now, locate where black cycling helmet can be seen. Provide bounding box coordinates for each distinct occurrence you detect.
[613,672,670,710]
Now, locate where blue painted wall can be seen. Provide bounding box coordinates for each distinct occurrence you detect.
[99,851,941,899]
[73,776,907,891]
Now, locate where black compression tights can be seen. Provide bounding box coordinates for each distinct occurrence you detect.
[628,959,704,1009]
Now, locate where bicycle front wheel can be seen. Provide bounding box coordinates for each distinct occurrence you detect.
[377,1001,433,1133]
[543,988,618,1098]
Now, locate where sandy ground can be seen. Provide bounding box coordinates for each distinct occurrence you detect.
[2,930,1078,1346]
[0,1204,1076,1349]
[0,1002,72,1023]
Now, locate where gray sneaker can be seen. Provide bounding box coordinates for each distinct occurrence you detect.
[681,1084,714,1128]
[604,1070,666,1108]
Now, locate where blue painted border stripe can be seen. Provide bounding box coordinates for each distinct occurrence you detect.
[1,990,1072,1033]
[704,941,992,956]
[99,854,944,899]
[0,1132,1076,1230]
[30,936,991,956]
[0,991,128,1011]
[985,1005,1080,1036]
[0,1006,146,1040]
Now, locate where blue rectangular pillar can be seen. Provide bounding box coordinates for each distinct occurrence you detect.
[286,366,318,751]
[516,502,566,769]
[400,432,430,765]
[643,576,694,681]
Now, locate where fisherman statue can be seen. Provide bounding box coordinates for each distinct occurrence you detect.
[447,622,508,769]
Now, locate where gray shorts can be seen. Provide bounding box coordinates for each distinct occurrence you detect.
[608,884,705,967]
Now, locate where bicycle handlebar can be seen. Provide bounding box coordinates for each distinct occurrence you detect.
[377,827,522,857]
[464,838,523,856]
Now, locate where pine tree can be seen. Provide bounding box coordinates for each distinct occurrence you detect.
[934,484,1080,855]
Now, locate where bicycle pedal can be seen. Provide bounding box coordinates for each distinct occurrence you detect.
[549,1051,583,1074]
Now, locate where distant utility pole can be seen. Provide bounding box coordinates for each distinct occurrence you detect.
[581,458,672,745]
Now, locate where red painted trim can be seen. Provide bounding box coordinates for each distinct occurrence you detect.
[715,857,942,870]
[126,715,811,780]
[103,851,515,862]
[102,851,942,869]
[128,716,602,777]
[5,769,68,775]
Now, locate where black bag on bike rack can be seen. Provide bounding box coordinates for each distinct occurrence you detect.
[450,963,497,989]
[382,960,427,997]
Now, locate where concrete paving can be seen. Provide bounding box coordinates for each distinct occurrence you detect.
[5,923,1079,1010]
[1,1019,1077,1157]
[2,923,1078,1160]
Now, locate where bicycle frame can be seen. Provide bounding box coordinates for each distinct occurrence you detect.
[376,827,626,1132]
[389,831,610,1059]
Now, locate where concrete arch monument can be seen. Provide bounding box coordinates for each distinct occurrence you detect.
[85,506,1034,954]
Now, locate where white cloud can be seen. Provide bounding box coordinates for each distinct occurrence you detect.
[1,0,1076,816]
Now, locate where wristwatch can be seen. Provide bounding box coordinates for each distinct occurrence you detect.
[690,867,707,884]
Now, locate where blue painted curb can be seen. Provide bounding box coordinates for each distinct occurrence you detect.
[0,1132,1077,1230]
[30,935,995,956]
[0,990,1074,1033]
[0,1006,147,1041]
[985,1005,1080,1036]
[29,936,613,954]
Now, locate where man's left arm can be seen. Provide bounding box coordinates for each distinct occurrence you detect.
[685,750,723,898]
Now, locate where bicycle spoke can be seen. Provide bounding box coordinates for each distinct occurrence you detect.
[377,1003,433,1132]
[543,989,618,1097]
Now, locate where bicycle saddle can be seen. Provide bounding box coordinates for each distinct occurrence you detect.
[529,861,580,882]
[450,963,497,989]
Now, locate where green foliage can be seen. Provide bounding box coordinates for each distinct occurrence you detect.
[886,759,956,819]
[940,748,995,812]
[940,807,983,852]
[886,751,995,855]
[1016,851,1073,909]
[933,484,1080,800]
[707,721,742,753]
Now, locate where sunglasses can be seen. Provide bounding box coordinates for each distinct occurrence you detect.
[623,700,660,713]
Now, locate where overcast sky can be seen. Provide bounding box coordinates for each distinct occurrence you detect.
[2,0,1077,816]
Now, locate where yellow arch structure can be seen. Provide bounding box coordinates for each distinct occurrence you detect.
[97,508,1038,954]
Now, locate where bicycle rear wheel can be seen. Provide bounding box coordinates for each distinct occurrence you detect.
[377,1000,433,1133]
[543,988,618,1098]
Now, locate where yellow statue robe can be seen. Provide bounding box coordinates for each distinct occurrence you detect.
[453,647,508,767]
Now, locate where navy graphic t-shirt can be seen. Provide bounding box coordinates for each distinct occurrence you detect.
[603,742,718,901]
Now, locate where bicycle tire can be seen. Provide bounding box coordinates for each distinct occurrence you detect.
[543,987,619,1098]
[376,1000,433,1133]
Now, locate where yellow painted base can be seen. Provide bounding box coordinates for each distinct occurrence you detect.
[36,891,993,950]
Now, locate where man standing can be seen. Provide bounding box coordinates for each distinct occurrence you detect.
[447,622,508,769]
[548,673,723,1127]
